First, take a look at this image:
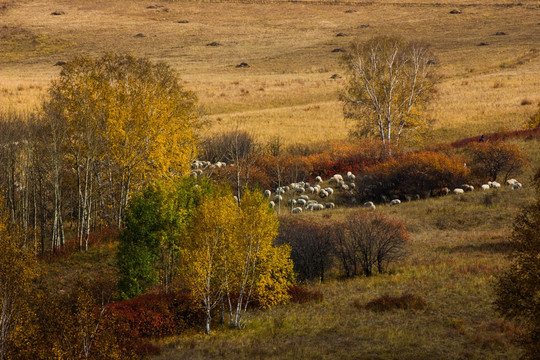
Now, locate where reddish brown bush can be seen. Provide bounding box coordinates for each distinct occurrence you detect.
[465,141,528,182]
[356,151,469,201]
[288,285,323,304]
[449,128,540,149]
[108,292,200,338]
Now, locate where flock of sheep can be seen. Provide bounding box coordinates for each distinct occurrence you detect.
[190,161,524,215]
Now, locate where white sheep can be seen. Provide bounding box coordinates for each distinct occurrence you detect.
[349,183,356,189]
[506,179,518,186]
[299,195,309,201]
[307,186,315,194]
[363,201,374,207]
[296,199,307,206]
[453,188,464,194]
[274,195,283,203]
[287,199,297,206]
[315,176,323,183]
[295,187,305,194]
[390,199,401,206]
[325,202,335,209]
[269,201,275,209]
[308,203,325,211]
[291,207,302,214]
[346,172,356,181]
[511,183,522,190]
[263,189,271,198]
[319,189,328,198]
[324,187,334,196]
[490,181,501,189]
[341,184,349,191]
[481,184,490,191]
[276,187,285,195]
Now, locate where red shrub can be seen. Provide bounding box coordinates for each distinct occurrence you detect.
[449,128,540,149]
[108,292,200,338]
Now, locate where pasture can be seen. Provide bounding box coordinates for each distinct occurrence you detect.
[1,0,539,145]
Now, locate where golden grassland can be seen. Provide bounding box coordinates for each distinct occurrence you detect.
[1,0,539,145]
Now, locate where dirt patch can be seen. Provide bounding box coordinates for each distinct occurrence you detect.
[54,61,66,66]
[449,9,462,14]
[206,41,220,46]
[331,48,345,53]
[236,62,249,68]
[134,33,146,38]
[336,32,347,37]
[495,32,507,36]
[50,10,65,15]
[176,20,189,24]
[344,9,357,13]
[330,73,341,79]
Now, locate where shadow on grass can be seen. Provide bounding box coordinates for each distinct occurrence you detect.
[438,241,512,254]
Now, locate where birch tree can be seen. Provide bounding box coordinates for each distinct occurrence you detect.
[342,36,437,148]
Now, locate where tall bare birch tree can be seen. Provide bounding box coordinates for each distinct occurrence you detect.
[342,36,437,148]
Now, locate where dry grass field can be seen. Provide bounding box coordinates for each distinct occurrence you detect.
[1,0,539,145]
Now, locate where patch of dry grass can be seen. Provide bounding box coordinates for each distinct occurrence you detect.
[1,0,539,144]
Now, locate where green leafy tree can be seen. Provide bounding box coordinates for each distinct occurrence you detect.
[341,36,437,147]
[117,177,208,299]
[494,168,540,359]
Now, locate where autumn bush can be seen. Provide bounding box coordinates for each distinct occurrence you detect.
[449,128,540,149]
[356,151,469,202]
[276,217,335,282]
[108,292,200,338]
[465,141,528,182]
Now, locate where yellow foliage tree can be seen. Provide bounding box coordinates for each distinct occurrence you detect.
[0,200,38,360]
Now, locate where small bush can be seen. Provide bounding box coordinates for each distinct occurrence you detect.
[288,285,324,304]
[465,141,528,182]
[360,293,427,312]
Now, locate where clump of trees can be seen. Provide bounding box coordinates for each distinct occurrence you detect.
[117,178,294,334]
[494,168,540,359]
[341,36,438,148]
[0,53,200,254]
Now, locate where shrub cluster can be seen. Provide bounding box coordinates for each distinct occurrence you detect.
[288,285,324,304]
[357,293,427,312]
[355,151,469,202]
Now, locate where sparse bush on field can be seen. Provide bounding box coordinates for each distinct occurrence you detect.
[200,130,257,164]
[356,293,427,312]
[466,141,528,182]
[276,217,336,282]
[528,104,540,129]
[336,211,409,277]
[356,151,469,202]
[288,285,324,304]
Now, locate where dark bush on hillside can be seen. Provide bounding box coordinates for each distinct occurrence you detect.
[356,293,427,312]
[465,141,528,182]
[449,128,540,149]
[335,211,409,277]
[276,217,336,282]
[288,285,324,304]
[356,151,469,202]
[200,130,257,164]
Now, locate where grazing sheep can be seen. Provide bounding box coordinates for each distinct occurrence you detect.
[363,201,376,211]
[490,181,501,189]
[306,200,318,206]
[506,179,518,186]
[274,195,283,203]
[269,201,275,209]
[461,184,474,192]
[390,199,401,206]
[295,187,305,194]
[349,183,356,189]
[324,188,334,196]
[307,186,315,194]
[325,202,335,209]
[453,188,464,194]
[308,203,325,211]
[346,171,356,181]
[276,187,285,195]
[291,207,303,214]
[263,189,271,198]
[341,184,349,191]
[315,176,323,183]
[319,189,328,198]
[296,199,307,206]
[287,199,297,206]
[481,184,490,191]
[299,195,309,201]
[440,187,450,195]
[511,183,522,190]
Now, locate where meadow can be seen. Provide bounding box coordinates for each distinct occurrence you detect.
[1,0,539,145]
[1,0,539,358]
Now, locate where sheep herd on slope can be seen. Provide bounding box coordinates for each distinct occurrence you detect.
[190,160,524,215]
